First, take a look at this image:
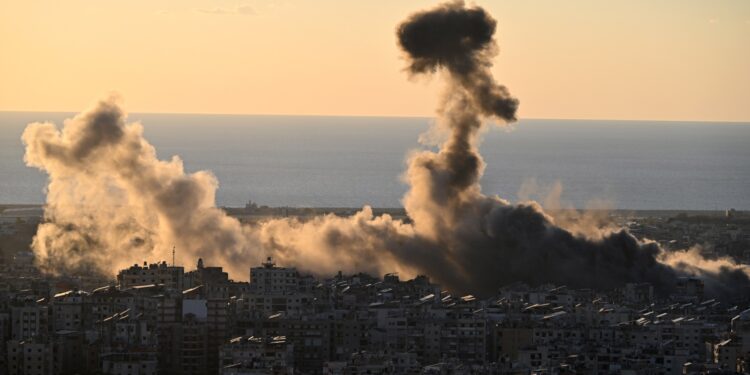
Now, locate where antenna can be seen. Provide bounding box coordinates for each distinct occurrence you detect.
[172,245,176,267]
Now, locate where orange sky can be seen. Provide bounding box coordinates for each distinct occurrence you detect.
[1,0,748,121]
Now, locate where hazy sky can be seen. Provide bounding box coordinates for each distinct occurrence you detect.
[1,0,748,121]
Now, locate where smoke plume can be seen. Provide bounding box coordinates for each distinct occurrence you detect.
[22,1,749,300]
[22,96,256,278]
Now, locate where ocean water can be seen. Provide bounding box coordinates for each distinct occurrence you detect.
[1,112,749,210]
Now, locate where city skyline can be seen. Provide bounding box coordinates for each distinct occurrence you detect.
[1,1,749,373]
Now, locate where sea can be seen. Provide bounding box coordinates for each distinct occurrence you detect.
[1,112,749,211]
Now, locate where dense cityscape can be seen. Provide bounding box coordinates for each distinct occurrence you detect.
[1,207,749,374]
[2,0,748,374]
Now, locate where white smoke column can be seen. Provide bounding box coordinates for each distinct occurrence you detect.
[23,95,258,278]
[22,95,417,281]
[660,247,750,297]
[517,179,618,239]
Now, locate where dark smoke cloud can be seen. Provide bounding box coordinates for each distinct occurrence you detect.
[397,0,518,121]
[391,0,748,300]
[21,1,749,301]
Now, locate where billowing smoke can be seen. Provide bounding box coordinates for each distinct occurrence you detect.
[397,0,518,121]
[22,96,257,278]
[22,1,749,300]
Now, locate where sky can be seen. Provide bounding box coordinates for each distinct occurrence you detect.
[0,0,748,121]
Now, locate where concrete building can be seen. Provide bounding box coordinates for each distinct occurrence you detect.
[249,257,300,295]
[50,289,89,332]
[10,303,48,340]
[6,339,53,375]
[713,338,742,372]
[219,335,293,374]
[101,352,158,375]
[117,262,184,291]
[184,258,235,300]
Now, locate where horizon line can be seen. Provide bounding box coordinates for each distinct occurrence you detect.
[1,203,747,212]
[1,109,749,124]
